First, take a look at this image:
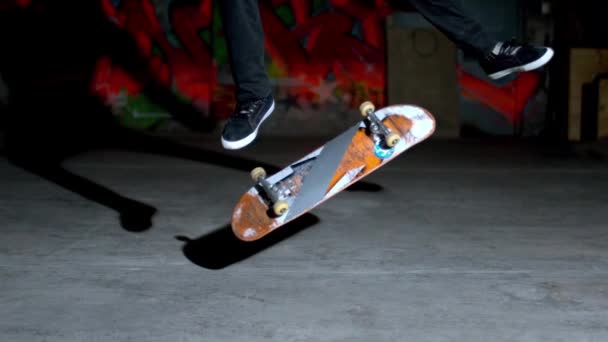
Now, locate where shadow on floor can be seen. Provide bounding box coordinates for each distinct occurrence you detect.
[4,126,381,233]
[5,125,289,232]
[176,213,320,270]
[0,0,381,235]
[0,0,217,232]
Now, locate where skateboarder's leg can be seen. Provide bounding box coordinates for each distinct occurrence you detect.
[406,0,495,58]
[405,0,553,79]
[218,0,274,150]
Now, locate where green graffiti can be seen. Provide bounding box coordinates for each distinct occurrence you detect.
[199,29,211,45]
[267,60,286,78]
[114,90,170,130]
[211,3,228,64]
[274,4,295,27]
[152,45,162,57]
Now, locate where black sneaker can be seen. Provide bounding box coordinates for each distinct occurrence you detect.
[480,40,554,80]
[221,94,275,150]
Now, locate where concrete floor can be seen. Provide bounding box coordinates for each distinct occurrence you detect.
[2,137,608,341]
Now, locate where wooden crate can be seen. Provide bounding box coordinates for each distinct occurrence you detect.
[568,48,608,141]
[386,15,460,138]
[582,75,608,141]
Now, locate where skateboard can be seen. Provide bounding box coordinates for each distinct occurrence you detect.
[231,101,436,241]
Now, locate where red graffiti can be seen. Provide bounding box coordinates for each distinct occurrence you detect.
[261,0,394,107]
[458,67,540,124]
[1,0,544,126]
[92,56,142,102]
[98,0,215,115]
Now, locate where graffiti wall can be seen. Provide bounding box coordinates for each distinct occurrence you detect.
[94,0,403,134]
[1,0,547,136]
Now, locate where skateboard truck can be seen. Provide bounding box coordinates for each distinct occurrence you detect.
[359,101,400,148]
[250,167,290,216]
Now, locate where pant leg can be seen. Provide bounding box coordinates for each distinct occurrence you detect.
[405,0,497,58]
[218,0,271,103]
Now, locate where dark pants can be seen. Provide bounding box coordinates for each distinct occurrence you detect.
[218,0,496,102]
[218,0,271,103]
[407,0,496,57]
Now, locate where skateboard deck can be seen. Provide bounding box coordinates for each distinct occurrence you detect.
[231,101,436,241]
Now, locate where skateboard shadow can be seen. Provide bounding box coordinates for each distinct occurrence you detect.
[175,213,320,270]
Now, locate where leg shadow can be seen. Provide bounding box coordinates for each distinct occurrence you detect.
[176,213,320,270]
[113,127,283,174]
[114,127,384,191]
[4,120,380,233]
[9,158,158,232]
[3,121,285,232]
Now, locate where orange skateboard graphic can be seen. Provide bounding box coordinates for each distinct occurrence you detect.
[231,101,436,241]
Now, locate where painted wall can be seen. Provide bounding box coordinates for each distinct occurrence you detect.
[1,0,548,137]
[96,0,400,135]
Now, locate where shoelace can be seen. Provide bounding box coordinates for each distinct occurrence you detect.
[495,39,525,56]
[233,100,262,119]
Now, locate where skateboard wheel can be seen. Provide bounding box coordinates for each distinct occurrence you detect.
[250,167,266,182]
[359,101,375,118]
[385,133,400,147]
[273,200,289,216]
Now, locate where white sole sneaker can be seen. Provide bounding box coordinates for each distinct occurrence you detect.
[221,100,275,150]
[488,47,554,80]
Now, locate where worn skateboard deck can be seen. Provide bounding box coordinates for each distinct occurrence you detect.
[231,102,436,241]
